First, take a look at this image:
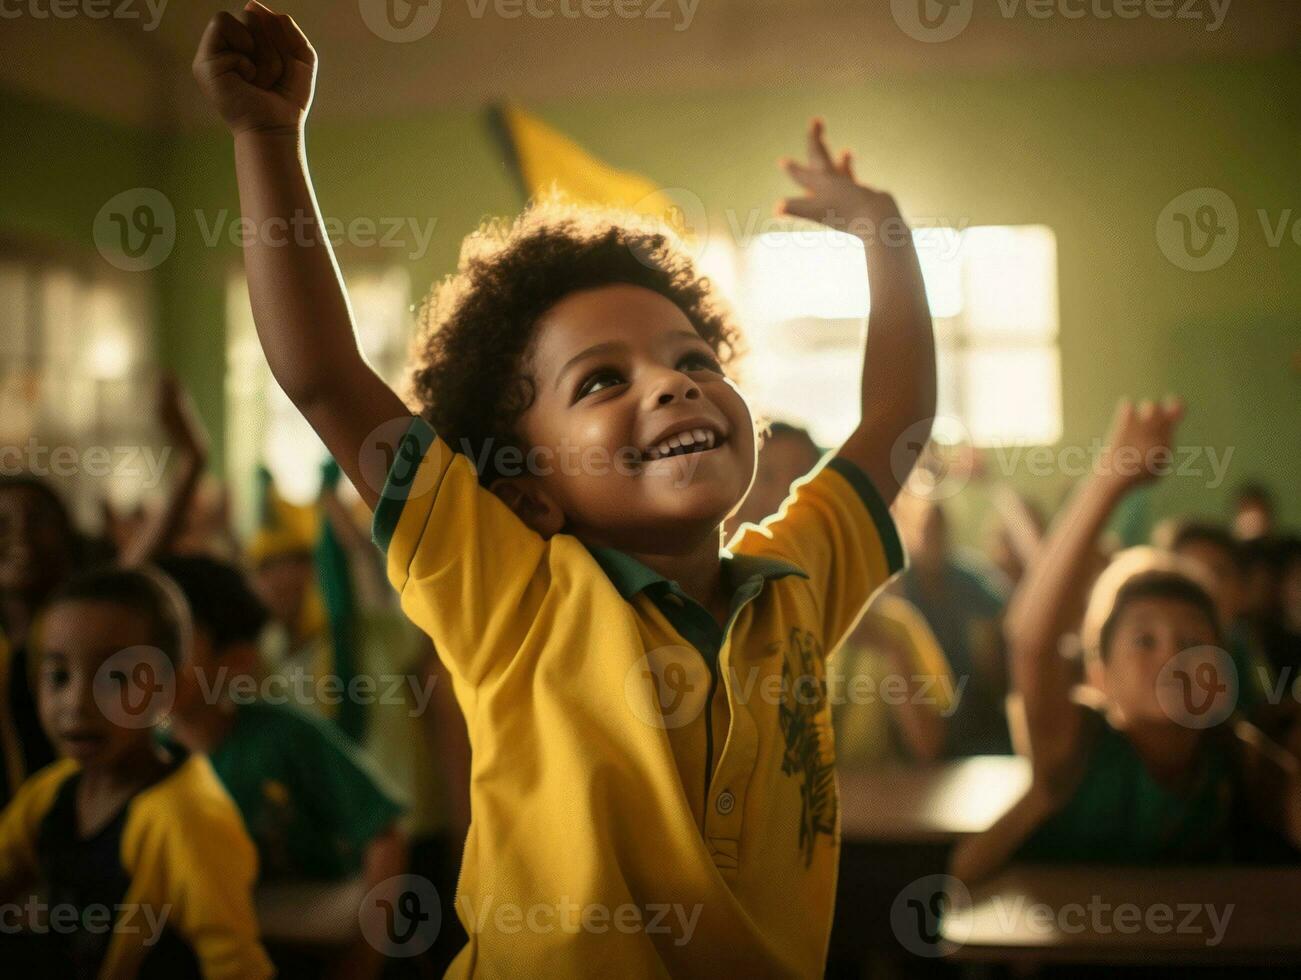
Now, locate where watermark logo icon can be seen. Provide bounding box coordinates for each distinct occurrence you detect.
[358,416,444,503]
[360,875,441,956]
[1156,645,1237,729]
[628,186,710,267]
[93,646,176,729]
[890,874,972,957]
[93,189,176,272]
[624,645,710,729]
[359,0,441,42]
[891,0,974,42]
[892,415,972,502]
[1156,188,1238,272]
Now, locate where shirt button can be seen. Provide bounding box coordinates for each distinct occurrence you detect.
[716,790,735,815]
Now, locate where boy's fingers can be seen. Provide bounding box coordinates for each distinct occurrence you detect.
[776,197,826,223]
[781,158,823,190]
[198,11,254,58]
[260,9,301,66]
[277,12,314,60]
[807,118,836,171]
[208,50,257,83]
[242,8,284,88]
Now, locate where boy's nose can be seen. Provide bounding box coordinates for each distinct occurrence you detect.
[649,371,702,406]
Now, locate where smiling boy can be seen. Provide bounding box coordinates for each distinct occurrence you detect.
[193,4,935,974]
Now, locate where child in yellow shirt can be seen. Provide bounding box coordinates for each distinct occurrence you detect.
[0,566,271,978]
[191,5,935,974]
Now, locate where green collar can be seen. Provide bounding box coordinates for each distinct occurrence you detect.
[586,545,808,602]
[587,544,807,666]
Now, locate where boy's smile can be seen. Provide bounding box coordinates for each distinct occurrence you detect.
[505,283,756,551]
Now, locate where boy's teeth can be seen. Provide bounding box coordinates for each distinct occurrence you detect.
[644,428,720,461]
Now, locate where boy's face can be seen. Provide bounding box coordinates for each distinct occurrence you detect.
[37,600,167,768]
[511,284,755,550]
[253,553,313,628]
[1089,596,1220,724]
[1233,501,1271,541]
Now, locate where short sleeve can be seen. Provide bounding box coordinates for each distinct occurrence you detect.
[371,417,553,687]
[0,759,77,889]
[120,760,273,980]
[729,453,905,653]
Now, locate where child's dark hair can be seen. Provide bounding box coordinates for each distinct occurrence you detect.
[1170,521,1243,571]
[0,474,77,546]
[46,565,190,667]
[1082,547,1220,662]
[408,199,744,486]
[155,554,270,652]
[1233,480,1274,512]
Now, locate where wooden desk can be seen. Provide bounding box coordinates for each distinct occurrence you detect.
[942,864,1301,966]
[839,755,1030,843]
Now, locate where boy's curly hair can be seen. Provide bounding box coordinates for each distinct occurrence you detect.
[407,198,745,486]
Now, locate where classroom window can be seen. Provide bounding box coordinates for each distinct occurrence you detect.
[727,224,1062,450]
[225,265,414,534]
[0,255,156,524]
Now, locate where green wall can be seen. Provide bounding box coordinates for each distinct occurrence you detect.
[3,55,1297,538]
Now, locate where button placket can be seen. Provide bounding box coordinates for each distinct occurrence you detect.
[704,597,762,852]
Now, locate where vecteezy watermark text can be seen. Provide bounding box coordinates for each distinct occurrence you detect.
[0,440,172,487]
[1,897,171,945]
[457,895,703,946]
[0,0,168,31]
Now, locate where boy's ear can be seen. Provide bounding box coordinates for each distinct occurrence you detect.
[489,477,565,538]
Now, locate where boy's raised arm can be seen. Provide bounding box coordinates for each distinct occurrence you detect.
[1005,398,1183,781]
[777,119,936,504]
[193,3,408,510]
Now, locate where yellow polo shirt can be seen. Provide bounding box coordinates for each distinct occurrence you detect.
[372,417,904,978]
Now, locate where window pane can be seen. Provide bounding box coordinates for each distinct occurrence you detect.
[962,345,1062,446]
[40,266,85,368]
[745,343,861,450]
[962,225,1058,340]
[916,231,965,319]
[742,230,869,322]
[349,265,413,386]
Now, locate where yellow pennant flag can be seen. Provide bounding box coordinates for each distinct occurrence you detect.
[491,103,700,245]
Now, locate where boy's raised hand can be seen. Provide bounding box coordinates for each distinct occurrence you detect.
[1100,396,1185,490]
[192,1,316,136]
[777,119,901,234]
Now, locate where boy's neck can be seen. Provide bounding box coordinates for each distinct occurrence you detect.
[1121,716,1204,786]
[81,740,173,797]
[623,536,731,627]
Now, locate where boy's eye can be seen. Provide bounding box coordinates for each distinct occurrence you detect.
[679,351,722,373]
[577,368,626,400]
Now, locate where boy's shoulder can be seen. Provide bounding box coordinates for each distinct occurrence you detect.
[129,752,246,841]
[5,757,79,819]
